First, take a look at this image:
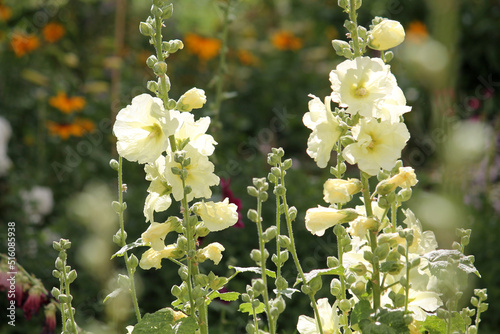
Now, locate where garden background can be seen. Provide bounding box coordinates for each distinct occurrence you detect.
[1,0,500,333]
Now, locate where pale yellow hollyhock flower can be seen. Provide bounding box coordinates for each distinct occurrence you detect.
[164,144,219,202]
[143,157,172,223]
[178,88,206,111]
[343,118,410,175]
[200,242,225,265]
[323,178,362,204]
[376,167,418,195]
[297,298,340,334]
[329,57,398,118]
[113,94,179,164]
[305,206,358,236]
[139,244,178,270]
[346,216,378,238]
[369,19,405,51]
[196,198,238,232]
[171,110,217,156]
[303,95,342,168]
[141,220,180,251]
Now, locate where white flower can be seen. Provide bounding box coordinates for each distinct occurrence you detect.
[343,118,410,175]
[346,217,378,238]
[196,198,238,232]
[0,116,12,176]
[402,209,438,254]
[377,85,411,123]
[303,95,342,168]
[329,57,399,118]
[178,88,207,111]
[20,186,54,224]
[144,157,172,223]
[305,206,357,237]
[297,298,340,334]
[172,110,217,156]
[164,144,219,202]
[369,19,405,51]
[323,178,362,204]
[113,94,179,164]
[200,242,225,265]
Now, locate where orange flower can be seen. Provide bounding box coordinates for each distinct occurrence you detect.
[46,118,95,140]
[42,22,65,43]
[0,4,12,21]
[184,33,221,61]
[272,30,303,51]
[10,33,40,57]
[49,92,86,114]
[406,21,428,43]
[237,49,259,66]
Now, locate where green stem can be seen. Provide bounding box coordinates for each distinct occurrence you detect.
[391,202,397,233]
[192,264,209,334]
[275,193,282,287]
[337,238,349,330]
[280,170,324,334]
[60,255,77,333]
[181,189,196,320]
[404,240,410,313]
[152,6,170,106]
[348,0,361,58]
[117,156,142,322]
[256,196,275,334]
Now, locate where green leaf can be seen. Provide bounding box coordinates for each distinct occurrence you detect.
[239,302,266,315]
[419,315,446,334]
[209,291,240,302]
[173,316,198,334]
[132,308,175,334]
[351,300,372,325]
[229,266,276,278]
[111,238,145,259]
[423,250,480,277]
[295,266,344,286]
[359,308,409,334]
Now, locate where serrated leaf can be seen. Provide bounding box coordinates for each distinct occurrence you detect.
[229,266,276,278]
[295,266,344,286]
[273,288,299,299]
[423,249,480,277]
[173,316,198,334]
[132,308,175,334]
[103,287,123,303]
[238,302,266,315]
[111,238,145,259]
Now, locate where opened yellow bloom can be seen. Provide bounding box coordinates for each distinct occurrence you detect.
[200,242,225,265]
[347,217,378,238]
[139,244,178,270]
[375,167,418,195]
[303,95,342,168]
[343,118,410,175]
[196,198,238,232]
[323,178,362,204]
[369,19,405,51]
[141,220,180,251]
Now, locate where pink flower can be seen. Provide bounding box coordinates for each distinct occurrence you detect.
[23,287,45,320]
[41,303,57,334]
[221,178,244,228]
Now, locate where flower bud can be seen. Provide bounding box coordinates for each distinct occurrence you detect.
[139,22,153,36]
[368,19,405,51]
[330,278,342,297]
[178,88,206,111]
[323,178,362,204]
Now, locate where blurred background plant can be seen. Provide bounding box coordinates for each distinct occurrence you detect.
[0,0,499,333]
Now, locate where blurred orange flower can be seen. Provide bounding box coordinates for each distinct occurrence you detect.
[272,30,303,51]
[42,22,66,43]
[406,21,428,43]
[46,118,95,140]
[237,49,259,66]
[11,33,40,57]
[0,4,12,21]
[49,92,86,114]
[184,33,221,61]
